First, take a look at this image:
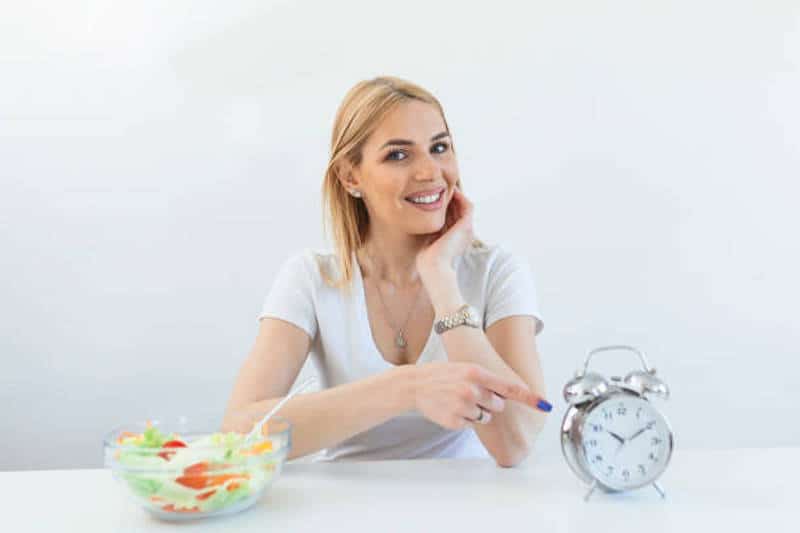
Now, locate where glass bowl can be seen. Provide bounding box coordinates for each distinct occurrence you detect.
[103,412,291,521]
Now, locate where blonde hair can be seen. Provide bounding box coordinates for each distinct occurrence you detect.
[320,76,480,289]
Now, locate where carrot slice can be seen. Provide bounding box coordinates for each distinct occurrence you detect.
[161,503,200,513]
[116,431,137,444]
[242,440,273,456]
[206,472,250,487]
[196,489,217,501]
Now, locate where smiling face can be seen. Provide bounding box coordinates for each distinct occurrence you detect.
[341,99,460,236]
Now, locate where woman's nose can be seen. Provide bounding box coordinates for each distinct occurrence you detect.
[412,155,442,181]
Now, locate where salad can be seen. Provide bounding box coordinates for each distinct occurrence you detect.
[112,421,282,516]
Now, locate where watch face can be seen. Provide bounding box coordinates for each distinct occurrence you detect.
[581,394,673,491]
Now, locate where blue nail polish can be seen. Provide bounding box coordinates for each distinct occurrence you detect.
[537,399,552,412]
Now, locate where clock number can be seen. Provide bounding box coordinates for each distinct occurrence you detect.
[649,452,658,462]
[588,439,598,447]
[592,424,603,433]
[638,464,646,475]
[651,436,662,446]
[603,409,613,421]
[592,454,603,464]
[646,420,656,430]
[617,404,627,416]
[622,469,630,481]
[606,465,614,476]
[636,407,643,419]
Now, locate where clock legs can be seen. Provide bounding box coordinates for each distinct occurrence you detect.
[583,480,666,501]
[584,480,598,502]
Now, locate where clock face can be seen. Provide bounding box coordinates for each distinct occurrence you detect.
[581,394,672,491]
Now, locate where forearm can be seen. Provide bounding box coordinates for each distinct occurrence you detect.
[222,366,416,460]
[427,272,547,465]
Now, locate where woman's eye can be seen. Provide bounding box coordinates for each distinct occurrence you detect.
[385,142,450,162]
[386,150,407,161]
[432,142,450,154]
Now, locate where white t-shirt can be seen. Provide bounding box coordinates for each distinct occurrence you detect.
[257,243,545,462]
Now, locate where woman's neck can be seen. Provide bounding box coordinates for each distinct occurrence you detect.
[358,226,429,288]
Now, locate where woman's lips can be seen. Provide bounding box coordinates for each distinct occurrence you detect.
[404,187,446,201]
[405,188,446,211]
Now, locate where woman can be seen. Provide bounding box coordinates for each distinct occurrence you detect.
[222,76,551,467]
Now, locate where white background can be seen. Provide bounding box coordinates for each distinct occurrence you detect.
[1,0,798,471]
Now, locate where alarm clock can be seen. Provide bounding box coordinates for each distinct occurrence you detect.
[560,345,674,501]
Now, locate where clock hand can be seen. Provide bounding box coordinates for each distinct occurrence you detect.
[613,423,655,460]
[606,429,626,446]
[606,429,628,459]
[627,422,655,442]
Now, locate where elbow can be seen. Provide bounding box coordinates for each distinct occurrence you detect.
[221,403,260,434]
[493,446,531,468]
[219,416,239,434]
[491,431,534,468]
[492,415,547,468]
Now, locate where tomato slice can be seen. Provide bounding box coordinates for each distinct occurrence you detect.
[175,461,212,489]
[175,463,250,490]
[175,474,209,490]
[157,440,188,461]
[183,461,210,476]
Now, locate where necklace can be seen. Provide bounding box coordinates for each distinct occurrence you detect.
[364,247,424,353]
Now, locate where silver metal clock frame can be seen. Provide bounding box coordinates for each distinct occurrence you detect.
[561,345,675,501]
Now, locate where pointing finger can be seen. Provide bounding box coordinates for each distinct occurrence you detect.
[471,367,552,413]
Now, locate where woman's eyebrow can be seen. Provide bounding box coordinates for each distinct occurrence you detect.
[379,131,450,150]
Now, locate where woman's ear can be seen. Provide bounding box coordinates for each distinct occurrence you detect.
[335,160,361,192]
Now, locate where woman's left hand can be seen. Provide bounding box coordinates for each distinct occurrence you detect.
[416,187,475,280]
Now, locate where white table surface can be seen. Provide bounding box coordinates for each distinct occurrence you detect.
[2,447,796,532]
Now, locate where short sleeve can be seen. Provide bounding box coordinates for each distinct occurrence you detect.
[257,251,318,341]
[483,248,545,335]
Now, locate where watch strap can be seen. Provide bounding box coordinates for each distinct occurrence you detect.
[434,304,481,334]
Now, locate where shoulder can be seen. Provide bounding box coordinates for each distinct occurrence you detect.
[277,247,343,289]
[458,241,528,279]
[272,248,328,284]
[458,241,540,301]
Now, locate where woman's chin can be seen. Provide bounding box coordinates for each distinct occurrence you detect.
[409,219,445,235]
[395,211,445,235]
[411,228,442,237]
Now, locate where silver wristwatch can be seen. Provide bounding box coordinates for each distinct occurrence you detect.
[434,304,481,334]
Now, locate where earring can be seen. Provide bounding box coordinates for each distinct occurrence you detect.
[349,189,362,198]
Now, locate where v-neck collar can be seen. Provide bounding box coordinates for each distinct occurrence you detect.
[352,250,435,367]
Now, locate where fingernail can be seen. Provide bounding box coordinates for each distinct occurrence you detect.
[536,399,552,412]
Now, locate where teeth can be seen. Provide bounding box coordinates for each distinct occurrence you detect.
[408,191,442,204]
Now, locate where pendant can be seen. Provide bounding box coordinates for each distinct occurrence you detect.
[395,330,407,350]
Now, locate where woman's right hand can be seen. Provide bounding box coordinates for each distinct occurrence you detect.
[411,361,545,430]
